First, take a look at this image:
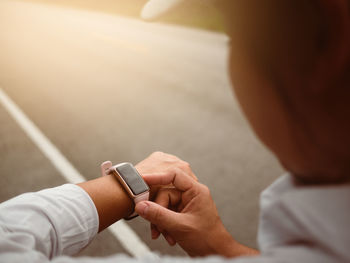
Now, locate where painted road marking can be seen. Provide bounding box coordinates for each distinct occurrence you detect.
[0,87,153,258]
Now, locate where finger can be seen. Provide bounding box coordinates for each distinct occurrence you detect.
[136,201,181,229]
[142,168,195,191]
[148,185,162,201]
[155,188,181,209]
[151,223,160,239]
[179,168,197,182]
[157,228,177,246]
[155,190,170,209]
[163,233,176,246]
[176,161,198,181]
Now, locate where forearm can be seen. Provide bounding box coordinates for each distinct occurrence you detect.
[77,174,134,232]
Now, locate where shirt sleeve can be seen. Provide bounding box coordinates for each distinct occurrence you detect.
[0,184,99,260]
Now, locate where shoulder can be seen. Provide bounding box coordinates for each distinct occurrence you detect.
[258,174,350,262]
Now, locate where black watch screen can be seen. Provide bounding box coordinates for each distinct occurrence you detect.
[115,163,149,195]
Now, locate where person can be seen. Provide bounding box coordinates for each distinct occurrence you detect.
[1,0,350,262]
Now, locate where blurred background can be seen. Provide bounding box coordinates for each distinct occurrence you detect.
[0,0,283,258]
[23,0,226,31]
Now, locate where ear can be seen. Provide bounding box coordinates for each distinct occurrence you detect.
[310,0,350,92]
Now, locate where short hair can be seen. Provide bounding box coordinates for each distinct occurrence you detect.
[217,0,350,182]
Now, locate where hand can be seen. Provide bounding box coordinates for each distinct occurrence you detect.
[135,151,196,178]
[135,151,197,198]
[135,151,197,243]
[135,168,238,257]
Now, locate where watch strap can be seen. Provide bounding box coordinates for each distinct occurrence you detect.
[100,161,149,220]
[124,191,150,220]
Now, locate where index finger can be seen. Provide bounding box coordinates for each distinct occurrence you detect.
[142,168,194,192]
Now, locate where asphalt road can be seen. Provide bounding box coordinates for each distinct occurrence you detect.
[0,0,284,258]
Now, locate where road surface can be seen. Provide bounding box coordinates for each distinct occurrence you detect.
[0,0,284,258]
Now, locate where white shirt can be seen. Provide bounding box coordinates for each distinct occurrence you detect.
[0,174,349,263]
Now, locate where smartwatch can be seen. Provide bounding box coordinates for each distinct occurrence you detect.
[100,161,150,220]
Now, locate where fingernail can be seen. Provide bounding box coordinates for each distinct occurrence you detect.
[151,228,158,239]
[136,201,149,216]
[166,235,176,246]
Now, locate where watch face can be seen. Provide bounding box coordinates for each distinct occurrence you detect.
[115,163,149,195]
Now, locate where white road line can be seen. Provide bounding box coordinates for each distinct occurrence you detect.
[0,87,153,258]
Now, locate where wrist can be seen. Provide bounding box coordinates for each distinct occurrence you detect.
[207,222,236,257]
[78,174,134,232]
[208,222,259,258]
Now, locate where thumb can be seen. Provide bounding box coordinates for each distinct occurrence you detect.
[135,201,179,229]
